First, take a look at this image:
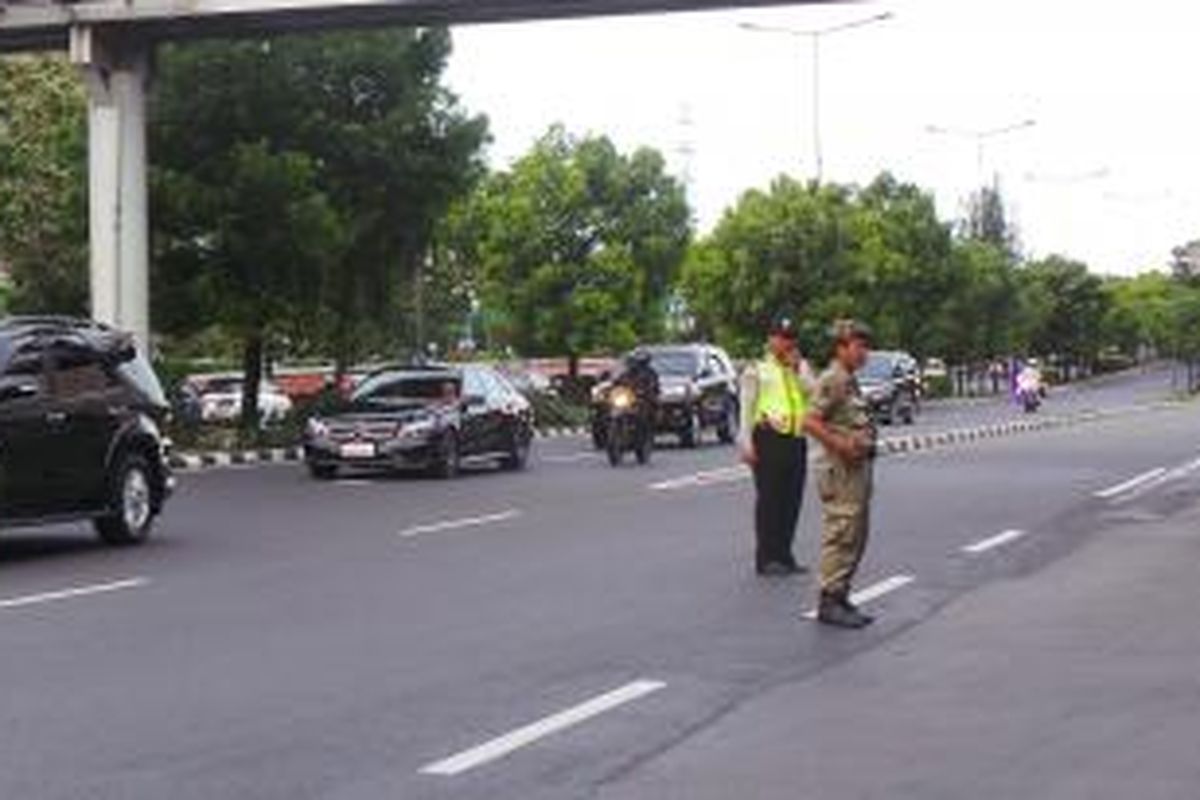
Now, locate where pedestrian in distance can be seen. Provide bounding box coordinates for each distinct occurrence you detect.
[803,319,878,629]
[738,316,815,577]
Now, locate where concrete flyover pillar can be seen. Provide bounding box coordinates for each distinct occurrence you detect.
[69,26,151,351]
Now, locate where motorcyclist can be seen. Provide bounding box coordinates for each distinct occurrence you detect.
[1017,358,1044,397]
[614,348,660,445]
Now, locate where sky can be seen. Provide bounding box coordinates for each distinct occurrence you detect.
[444,0,1200,276]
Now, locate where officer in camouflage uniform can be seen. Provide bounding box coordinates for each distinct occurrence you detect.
[803,320,877,629]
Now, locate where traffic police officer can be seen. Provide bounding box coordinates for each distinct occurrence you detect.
[738,316,814,576]
[803,319,877,628]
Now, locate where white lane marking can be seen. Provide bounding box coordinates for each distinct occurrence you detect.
[420,679,666,777]
[1113,455,1200,502]
[1093,468,1168,499]
[649,466,748,491]
[399,509,522,539]
[541,452,600,464]
[962,529,1027,555]
[804,574,915,619]
[0,578,149,611]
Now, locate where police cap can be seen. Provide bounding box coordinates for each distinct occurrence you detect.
[768,315,799,340]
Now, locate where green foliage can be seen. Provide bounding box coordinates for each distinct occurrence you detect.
[683,174,965,360]
[449,126,691,371]
[149,29,487,422]
[0,55,88,314]
[1018,255,1109,363]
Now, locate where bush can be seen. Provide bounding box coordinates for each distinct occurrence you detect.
[526,390,589,430]
[923,374,953,399]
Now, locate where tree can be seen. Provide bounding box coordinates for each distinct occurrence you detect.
[1171,239,1200,286]
[0,55,88,315]
[1019,255,1109,370]
[682,177,856,358]
[683,174,958,361]
[930,240,1021,365]
[150,29,488,425]
[452,126,691,374]
[963,184,1018,259]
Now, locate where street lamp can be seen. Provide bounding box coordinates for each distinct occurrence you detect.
[740,11,893,183]
[925,118,1037,188]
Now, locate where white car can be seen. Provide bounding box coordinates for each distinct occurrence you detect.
[193,375,293,424]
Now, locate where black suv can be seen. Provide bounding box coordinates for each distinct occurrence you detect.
[0,317,174,544]
[303,363,535,479]
[859,350,921,425]
[591,344,740,449]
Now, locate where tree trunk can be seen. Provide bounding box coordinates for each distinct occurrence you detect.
[568,352,580,381]
[241,330,265,433]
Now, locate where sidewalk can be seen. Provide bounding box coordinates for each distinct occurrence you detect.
[599,485,1200,800]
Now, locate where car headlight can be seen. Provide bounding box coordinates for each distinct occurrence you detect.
[661,384,690,401]
[306,417,329,438]
[401,418,437,438]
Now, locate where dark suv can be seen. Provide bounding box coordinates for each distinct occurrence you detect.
[591,344,740,449]
[303,363,535,479]
[859,350,921,425]
[0,317,174,544]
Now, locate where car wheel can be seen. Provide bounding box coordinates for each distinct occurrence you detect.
[433,432,460,479]
[309,463,338,480]
[94,453,157,546]
[504,428,532,471]
[680,409,700,449]
[717,398,738,445]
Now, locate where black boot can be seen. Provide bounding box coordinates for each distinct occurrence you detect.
[816,592,872,629]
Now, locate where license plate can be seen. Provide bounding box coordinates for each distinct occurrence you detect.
[339,442,376,459]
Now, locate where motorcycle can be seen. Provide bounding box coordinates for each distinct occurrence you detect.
[606,385,652,467]
[1016,373,1042,413]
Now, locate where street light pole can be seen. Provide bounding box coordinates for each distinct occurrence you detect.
[740,11,893,183]
[925,118,1037,189]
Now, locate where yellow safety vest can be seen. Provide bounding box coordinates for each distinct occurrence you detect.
[754,356,807,437]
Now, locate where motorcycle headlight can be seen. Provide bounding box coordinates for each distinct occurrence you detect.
[611,387,635,410]
[306,417,329,439]
[591,385,607,402]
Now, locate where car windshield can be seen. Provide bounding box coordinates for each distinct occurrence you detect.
[861,356,896,381]
[352,373,460,407]
[647,350,699,377]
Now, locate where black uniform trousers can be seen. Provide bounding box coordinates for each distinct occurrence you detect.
[752,425,808,569]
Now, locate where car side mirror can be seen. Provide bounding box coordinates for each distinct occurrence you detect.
[461,394,486,409]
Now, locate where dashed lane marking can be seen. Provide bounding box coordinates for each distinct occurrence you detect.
[0,578,149,611]
[399,509,522,539]
[420,679,667,777]
[803,574,915,619]
[962,529,1027,555]
[1093,468,1168,499]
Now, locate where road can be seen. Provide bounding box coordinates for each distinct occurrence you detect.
[0,366,1197,799]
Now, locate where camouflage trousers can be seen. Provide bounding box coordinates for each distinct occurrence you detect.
[817,459,874,597]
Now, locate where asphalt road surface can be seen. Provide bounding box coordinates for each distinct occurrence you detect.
[1,366,1197,800]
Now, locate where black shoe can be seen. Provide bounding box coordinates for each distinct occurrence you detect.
[757,561,807,577]
[816,595,873,629]
[839,597,875,625]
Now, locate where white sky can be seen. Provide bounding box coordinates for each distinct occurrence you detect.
[445,0,1200,276]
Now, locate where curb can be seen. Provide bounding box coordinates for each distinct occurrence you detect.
[170,447,302,471]
[876,400,1181,459]
[168,401,1185,474]
[169,429,588,472]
